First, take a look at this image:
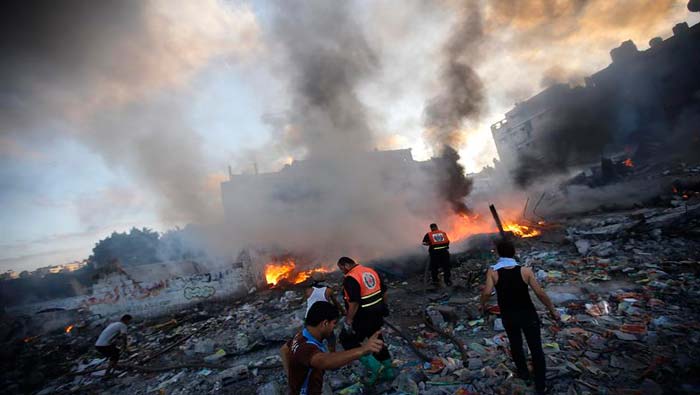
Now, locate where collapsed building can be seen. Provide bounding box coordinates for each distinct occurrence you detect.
[491,22,700,183]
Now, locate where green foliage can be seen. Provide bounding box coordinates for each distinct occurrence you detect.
[89,227,161,268]
[89,226,207,268]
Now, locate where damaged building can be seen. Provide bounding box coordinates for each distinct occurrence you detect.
[491,22,700,181]
[219,148,476,265]
[221,148,422,222]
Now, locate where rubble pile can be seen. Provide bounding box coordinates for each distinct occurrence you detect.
[4,192,700,394]
[2,296,307,394]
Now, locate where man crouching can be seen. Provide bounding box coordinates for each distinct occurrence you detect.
[95,314,132,376]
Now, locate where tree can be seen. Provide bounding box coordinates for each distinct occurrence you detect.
[89,227,161,268]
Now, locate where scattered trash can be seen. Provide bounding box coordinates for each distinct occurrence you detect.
[585,301,611,317]
[493,318,504,331]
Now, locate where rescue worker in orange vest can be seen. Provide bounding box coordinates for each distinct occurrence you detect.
[336,256,394,384]
[422,223,452,287]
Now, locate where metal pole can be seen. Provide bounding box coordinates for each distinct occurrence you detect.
[489,204,507,239]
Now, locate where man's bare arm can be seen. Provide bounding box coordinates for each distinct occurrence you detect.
[309,331,383,370]
[280,344,291,378]
[346,302,359,325]
[479,269,496,311]
[524,268,559,320]
[326,288,346,316]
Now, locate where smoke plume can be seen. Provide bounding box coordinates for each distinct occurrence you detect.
[270,0,378,156]
[216,1,468,264]
[420,2,483,216]
[431,146,474,215]
[423,2,485,153]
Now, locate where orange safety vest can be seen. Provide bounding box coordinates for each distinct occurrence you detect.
[343,265,383,309]
[427,230,450,249]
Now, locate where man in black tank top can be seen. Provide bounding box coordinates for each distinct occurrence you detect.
[479,240,560,395]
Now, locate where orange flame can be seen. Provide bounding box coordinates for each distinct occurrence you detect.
[444,213,492,241]
[503,223,541,238]
[65,325,74,334]
[264,259,331,286]
[444,212,542,241]
[265,259,296,285]
[623,158,634,167]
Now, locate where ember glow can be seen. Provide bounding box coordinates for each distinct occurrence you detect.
[623,158,634,168]
[264,259,331,286]
[65,325,74,334]
[503,223,541,238]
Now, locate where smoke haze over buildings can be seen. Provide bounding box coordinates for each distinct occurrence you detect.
[1,0,698,270]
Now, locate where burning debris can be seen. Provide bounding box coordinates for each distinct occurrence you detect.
[263,258,331,287]
[502,222,541,238]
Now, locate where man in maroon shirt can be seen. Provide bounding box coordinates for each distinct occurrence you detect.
[280,301,383,395]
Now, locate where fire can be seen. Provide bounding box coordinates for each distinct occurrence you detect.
[444,212,542,241]
[265,258,296,285]
[264,259,331,286]
[623,158,634,167]
[503,222,541,238]
[445,213,492,241]
[65,324,74,334]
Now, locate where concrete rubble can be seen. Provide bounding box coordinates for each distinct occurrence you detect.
[3,175,700,394]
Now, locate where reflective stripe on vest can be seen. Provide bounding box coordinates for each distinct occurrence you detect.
[343,265,383,308]
[427,230,450,247]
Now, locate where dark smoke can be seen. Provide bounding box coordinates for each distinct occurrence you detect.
[513,87,616,186]
[421,2,483,215]
[432,146,473,215]
[423,2,485,152]
[270,0,379,156]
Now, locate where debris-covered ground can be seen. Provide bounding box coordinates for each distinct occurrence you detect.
[4,169,700,395]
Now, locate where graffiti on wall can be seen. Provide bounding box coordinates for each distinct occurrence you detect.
[82,279,167,308]
[183,286,216,300]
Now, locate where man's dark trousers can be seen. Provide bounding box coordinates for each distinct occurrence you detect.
[502,309,546,393]
[429,249,451,284]
[339,308,390,361]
